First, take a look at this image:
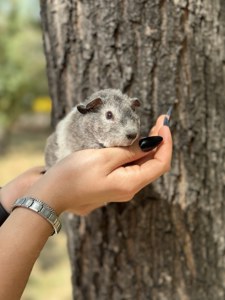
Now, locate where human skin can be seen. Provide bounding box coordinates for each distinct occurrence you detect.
[0,115,172,300]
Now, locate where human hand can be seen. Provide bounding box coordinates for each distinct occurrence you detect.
[0,167,45,213]
[26,114,172,216]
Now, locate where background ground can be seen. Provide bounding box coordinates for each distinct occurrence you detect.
[0,113,72,300]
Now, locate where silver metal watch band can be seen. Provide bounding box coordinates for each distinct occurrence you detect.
[12,197,61,235]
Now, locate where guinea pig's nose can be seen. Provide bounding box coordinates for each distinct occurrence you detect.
[126,133,137,140]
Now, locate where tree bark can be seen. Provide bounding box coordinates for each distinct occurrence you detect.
[40,0,225,299]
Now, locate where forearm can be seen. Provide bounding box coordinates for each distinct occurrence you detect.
[0,207,52,300]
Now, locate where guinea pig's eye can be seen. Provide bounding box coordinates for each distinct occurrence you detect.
[106,111,114,120]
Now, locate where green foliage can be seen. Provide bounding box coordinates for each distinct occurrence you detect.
[0,0,48,128]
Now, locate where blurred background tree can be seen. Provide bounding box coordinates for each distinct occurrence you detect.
[0,0,48,132]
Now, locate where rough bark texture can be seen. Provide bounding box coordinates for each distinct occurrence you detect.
[40,0,225,299]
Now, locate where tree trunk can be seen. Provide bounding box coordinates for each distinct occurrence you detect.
[40,0,225,299]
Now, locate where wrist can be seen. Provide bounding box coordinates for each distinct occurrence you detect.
[24,178,65,216]
[12,197,62,235]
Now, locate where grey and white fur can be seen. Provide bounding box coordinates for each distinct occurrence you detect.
[45,89,141,168]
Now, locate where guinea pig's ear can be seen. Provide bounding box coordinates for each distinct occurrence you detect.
[131,98,141,110]
[77,98,103,114]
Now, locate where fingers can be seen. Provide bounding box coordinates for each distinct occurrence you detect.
[103,114,168,171]
[136,125,172,188]
[102,115,168,173]
[102,142,150,172]
[107,124,172,200]
[150,115,166,136]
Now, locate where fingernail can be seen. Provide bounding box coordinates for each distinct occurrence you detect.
[139,136,163,152]
[164,106,173,127]
[166,106,173,118]
[163,116,170,127]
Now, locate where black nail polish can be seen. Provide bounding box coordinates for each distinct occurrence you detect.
[163,116,170,127]
[139,136,163,152]
[166,106,173,119]
[164,105,173,127]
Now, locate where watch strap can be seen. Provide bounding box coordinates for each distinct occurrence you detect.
[12,197,61,235]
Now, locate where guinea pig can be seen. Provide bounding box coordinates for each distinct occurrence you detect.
[45,89,141,168]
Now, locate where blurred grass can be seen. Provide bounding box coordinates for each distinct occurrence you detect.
[0,113,72,300]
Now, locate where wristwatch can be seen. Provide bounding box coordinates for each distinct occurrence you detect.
[12,197,61,235]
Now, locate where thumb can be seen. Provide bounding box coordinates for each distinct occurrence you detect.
[103,136,163,171]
